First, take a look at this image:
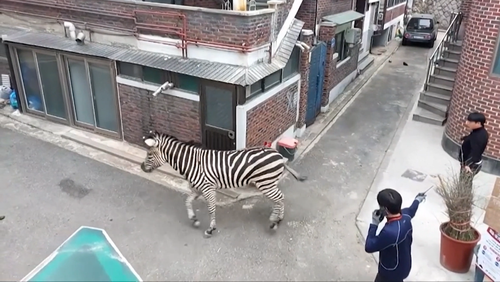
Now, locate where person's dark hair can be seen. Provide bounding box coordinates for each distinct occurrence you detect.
[467,112,486,126]
[377,188,402,214]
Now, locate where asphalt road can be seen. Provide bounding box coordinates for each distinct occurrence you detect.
[0,44,431,281]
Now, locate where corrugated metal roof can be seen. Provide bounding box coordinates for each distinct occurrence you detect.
[322,10,364,25]
[0,25,30,39]
[2,19,304,86]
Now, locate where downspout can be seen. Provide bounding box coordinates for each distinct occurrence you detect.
[63,21,77,40]
[314,0,319,37]
[3,42,21,112]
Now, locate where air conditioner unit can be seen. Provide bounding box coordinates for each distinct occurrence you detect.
[345,28,362,44]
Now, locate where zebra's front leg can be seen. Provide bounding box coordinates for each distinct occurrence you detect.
[185,191,201,228]
[202,189,217,238]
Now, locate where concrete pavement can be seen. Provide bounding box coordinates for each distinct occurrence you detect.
[0,41,441,281]
[356,115,497,281]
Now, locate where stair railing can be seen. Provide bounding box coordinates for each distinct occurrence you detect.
[423,12,463,91]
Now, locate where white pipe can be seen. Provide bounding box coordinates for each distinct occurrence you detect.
[63,21,76,40]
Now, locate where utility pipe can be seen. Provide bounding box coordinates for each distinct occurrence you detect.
[63,21,76,40]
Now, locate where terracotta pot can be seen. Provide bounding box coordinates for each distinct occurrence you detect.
[439,222,481,273]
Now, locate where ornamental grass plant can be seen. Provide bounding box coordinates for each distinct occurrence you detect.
[435,170,478,241]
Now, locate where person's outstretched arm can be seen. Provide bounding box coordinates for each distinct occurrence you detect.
[402,193,426,218]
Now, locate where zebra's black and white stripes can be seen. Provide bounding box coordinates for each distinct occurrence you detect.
[140,131,307,238]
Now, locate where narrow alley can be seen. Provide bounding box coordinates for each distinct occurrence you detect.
[0,43,433,281]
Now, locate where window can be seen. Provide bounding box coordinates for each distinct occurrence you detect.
[117,62,200,93]
[283,46,300,80]
[0,43,6,58]
[493,46,500,75]
[18,49,44,112]
[335,31,350,62]
[177,73,199,93]
[407,18,433,31]
[264,71,282,90]
[143,66,164,84]
[36,53,66,119]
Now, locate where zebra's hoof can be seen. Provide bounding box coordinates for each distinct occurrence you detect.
[270,222,279,230]
[192,220,200,228]
[203,230,213,238]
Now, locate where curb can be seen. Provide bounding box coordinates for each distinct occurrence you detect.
[293,42,402,163]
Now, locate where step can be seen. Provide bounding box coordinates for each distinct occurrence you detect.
[412,107,445,126]
[446,41,463,51]
[443,49,461,60]
[419,91,451,106]
[417,100,447,117]
[434,65,457,79]
[426,82,453,95]
[429,74,455,88]
[438,57,459,69]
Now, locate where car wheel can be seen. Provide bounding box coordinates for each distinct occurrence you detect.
[428,41,435,48]
[402,39,408,46]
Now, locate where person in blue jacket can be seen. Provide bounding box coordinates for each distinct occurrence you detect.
[365,188,426,282]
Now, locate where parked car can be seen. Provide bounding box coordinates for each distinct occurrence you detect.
[402,13,439,48]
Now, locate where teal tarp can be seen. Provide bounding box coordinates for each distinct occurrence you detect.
[23,227,141,282]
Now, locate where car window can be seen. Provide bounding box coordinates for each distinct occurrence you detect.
[407,18,434,31]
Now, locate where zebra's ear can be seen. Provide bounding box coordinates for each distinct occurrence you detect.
[144,138,158,147]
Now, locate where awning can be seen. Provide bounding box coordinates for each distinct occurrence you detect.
[322,10,364,25]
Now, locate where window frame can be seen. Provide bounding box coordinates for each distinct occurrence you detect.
[491,31,500,76]
[283,46,301,81]
[116,62,200,94]
[335,31,350,62]
[0,43,6,58]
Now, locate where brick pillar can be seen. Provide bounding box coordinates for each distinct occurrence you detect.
[296,29,314,131]
[318,22,337,108]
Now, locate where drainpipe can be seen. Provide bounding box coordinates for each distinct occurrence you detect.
[3,42,22,112]
[63,21,77,40]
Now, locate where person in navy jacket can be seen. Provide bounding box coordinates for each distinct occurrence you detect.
[365,188,426,282]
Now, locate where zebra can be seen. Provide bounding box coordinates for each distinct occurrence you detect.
[140,131,307,238]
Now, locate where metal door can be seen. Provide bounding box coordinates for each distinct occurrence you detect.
[201,82,236,151]
[305,42,327,126]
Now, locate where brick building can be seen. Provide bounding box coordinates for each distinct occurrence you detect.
[294,0,367,126]
[371,0,407,47]
[0,0,309,150]
[442,0,500,174]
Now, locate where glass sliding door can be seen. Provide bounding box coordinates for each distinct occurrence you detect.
[67,59,95,126]
[17,49,45,113]
[36,53,67,120]
[88,63,119,132]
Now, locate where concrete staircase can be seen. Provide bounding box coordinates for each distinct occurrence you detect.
[412,12,464,126]
[413,42,462,125]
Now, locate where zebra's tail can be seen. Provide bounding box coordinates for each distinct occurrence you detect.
[284,164,307,182]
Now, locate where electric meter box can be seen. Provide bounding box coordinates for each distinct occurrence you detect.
[345,28,362,44]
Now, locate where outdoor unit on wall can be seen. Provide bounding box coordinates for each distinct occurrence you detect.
[345,28,362,44]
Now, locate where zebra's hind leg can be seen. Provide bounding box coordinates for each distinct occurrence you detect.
[259,184,285,230]
[201,189,217,238]
[186,191,201,228]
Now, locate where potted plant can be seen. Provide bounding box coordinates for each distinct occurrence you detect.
[435,171,481,273]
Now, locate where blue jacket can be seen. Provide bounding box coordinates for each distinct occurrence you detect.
[365,200,420,281]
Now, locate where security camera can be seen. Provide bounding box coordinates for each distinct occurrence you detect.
[75,32,85,44]
[152,81,174,96]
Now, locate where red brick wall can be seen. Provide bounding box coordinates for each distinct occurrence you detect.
[384,3,406,25]
[319,23,360,106]
[118,84,201,148]
[246,81,299,147]
[2,0,272,49]
[446,0,500,159]
[296,0,353,31]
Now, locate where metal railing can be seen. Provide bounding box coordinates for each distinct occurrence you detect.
[423,12,463,91]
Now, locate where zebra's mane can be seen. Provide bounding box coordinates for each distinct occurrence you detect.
[148,131,204,149]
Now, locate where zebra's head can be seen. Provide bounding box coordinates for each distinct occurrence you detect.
[141,130,167,173]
